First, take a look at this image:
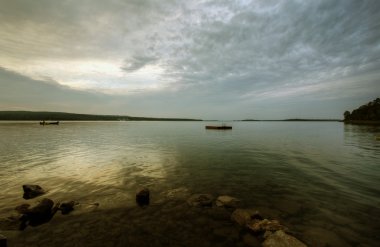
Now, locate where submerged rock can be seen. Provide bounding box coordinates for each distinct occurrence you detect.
[231,209,262,226]
[215,195,240,208]
[247,219,287,233]
[162,187,190,200]
[22,184,45,199]
[262,230,307,247]
[0,233,7,247]
[187,194,214,207]
[19,198,60,230]
[136,188,150,206]
[59,201,76,215]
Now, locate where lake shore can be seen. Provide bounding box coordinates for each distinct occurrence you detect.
[1,186,352,247]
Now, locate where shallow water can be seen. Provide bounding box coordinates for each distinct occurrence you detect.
[0,121,379,246]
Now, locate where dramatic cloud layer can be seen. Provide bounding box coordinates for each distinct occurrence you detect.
[0,0,379,119]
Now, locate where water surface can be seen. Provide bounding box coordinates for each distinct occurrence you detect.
[0,121,379,246]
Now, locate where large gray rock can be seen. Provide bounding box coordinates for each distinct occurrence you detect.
[22,184,45,199]
[187,194,214,207]
[215,195,240,208]
[231,209,262,226]
[263,230,307,247]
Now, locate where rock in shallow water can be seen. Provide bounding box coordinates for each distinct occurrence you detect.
[136,188,150,206]
[0,233,7,247]
[19,198,60,230]
[187,194,214,207]
[162,187,190,200]
[231,209,262,226]
[262,230,307,247]
[247,219,287,233]
[59,201,76,215]
[22,184,45,199]
[215,195,240,208]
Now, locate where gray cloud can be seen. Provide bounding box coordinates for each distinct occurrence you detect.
[0,0,379,119]
[0,67,108,113]
[122,55,158,72]
[146,0,380,91]
[0,0,170,60]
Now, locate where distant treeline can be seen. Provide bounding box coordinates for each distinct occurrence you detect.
[0,111,202,121]
[241,119,340,122]
[344,98,380,123]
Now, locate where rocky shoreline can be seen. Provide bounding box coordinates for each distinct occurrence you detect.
[187,194,306,247]
[0,185,310,247]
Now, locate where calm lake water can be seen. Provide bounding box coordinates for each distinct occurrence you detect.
[0,121,379,246]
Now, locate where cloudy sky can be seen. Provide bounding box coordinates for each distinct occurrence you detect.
[0,0,379,119]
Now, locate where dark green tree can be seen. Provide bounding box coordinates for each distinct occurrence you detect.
[343,111,351,120]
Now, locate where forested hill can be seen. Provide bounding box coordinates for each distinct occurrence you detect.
[344,98,380,123]
[0,111,202,121]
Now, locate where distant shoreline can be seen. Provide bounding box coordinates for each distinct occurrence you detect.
[3,111,378,123]
[0,111,202,121]
[240,119,341,122]
[0,111,345,122]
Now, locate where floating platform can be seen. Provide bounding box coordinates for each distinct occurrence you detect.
[40,121,59,125]
[205,126,232,130]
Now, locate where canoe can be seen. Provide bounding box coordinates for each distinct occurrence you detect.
[205,126,232,130]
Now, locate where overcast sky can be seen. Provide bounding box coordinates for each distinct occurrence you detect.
[0,0,379,119]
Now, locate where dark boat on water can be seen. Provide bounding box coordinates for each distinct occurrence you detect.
[40,121,59,125]
[205,125,232,130]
